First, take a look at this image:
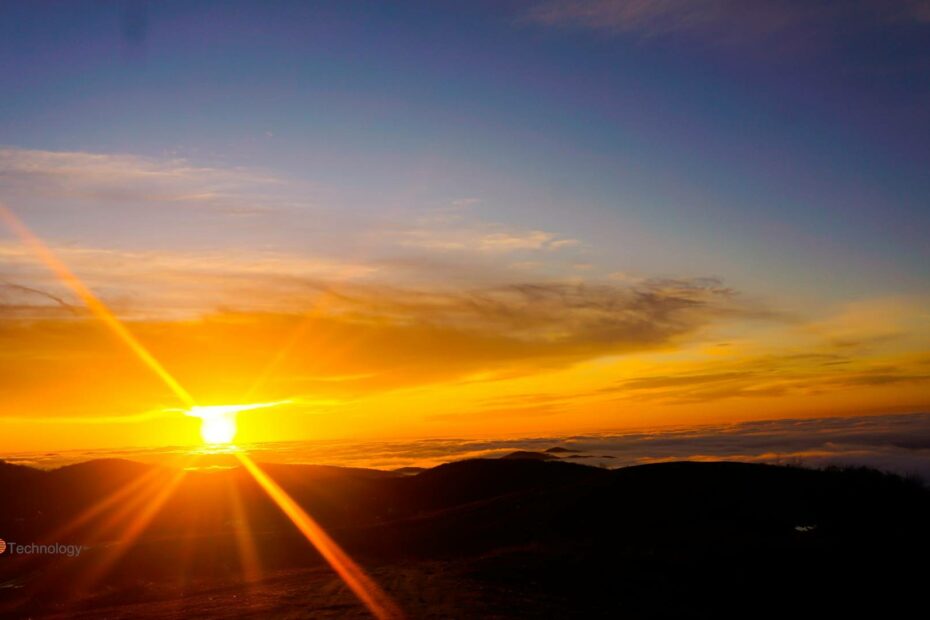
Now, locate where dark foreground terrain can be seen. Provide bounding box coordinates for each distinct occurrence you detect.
[1,454,927,618]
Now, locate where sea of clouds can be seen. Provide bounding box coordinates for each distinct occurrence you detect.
[4,412,929,481]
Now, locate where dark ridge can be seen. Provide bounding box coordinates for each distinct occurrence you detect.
[0,459,48,479]
[256,462,402,480]
[499,450,557,460]
[49,457,155,478]
[392,466,427,475]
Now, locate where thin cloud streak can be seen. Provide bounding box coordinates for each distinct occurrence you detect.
[527,0,930,40]
[0,146,280,214]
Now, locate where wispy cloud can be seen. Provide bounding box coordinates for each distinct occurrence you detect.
[1,147,587,293]
[390,204,579,255]
[0,146,285,216]
[526,1,930,46]
[397,227,576,253]
[598,351,930,405]
[0,241,383,318]
[0,280,78,315]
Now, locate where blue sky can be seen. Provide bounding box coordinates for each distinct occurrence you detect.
[2,1,928,302]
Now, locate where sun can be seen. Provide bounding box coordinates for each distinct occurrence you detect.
[184,401,290,445]
[200,414,237,444]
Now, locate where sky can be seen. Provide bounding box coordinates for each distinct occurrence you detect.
[0,0,928,452]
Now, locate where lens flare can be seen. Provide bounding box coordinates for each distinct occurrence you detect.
[236,453,404,619]
[0,204,195,408]
[1,204,403,618]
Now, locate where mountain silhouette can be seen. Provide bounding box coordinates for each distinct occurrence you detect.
[0,457,927,618]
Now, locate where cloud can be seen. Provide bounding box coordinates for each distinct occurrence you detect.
[596,351,930,405]
[0,147,585,291]
[0,146,283,216]
[377,196,581,264]
[804,297,921,350]
[430,390,578,422]
[397,227,575,253]
[391,208,578,255]
[526,1,930,46]
[312,277,743,349]
[596,411,930,480]
[0,280,78,315]
[10,412,930,482]
[616,371,756,391]
[388,411,930,481]
[0,276,749,418]
[0,241,383,317]
[913,0,930,21]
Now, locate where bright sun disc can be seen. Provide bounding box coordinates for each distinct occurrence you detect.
[184,401,291,445]
[200,414,237,444]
